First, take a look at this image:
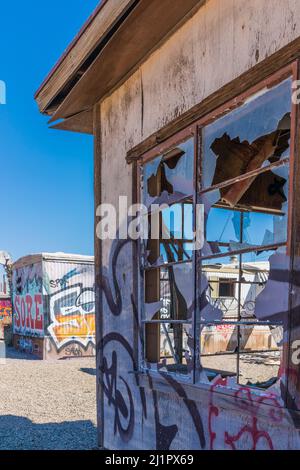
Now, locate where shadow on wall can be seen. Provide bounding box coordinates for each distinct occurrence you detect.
[0,415,98,450]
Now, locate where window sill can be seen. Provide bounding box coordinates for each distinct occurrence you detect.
[131,368,287,413]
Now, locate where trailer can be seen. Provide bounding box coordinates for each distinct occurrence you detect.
[12,253,95,359]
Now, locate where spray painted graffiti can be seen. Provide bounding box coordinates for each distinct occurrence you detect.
[14,293,43,334]
[98,235,207,450]
[13,264,44,337]
[46,263,95,354]
[0,300,12,318]
[48,283,95,349]
[97,221,300,450]
[12,258,95,359]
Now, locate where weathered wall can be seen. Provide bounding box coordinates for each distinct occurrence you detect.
[97,0,300,450]
[104,0,300,142]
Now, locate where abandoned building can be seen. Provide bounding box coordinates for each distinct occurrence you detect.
[0,273,12,347]
[12,253,95,359]
[35,0,300,450]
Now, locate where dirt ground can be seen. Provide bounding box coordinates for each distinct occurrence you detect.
[0,345,97,450]
[201,350,281,386]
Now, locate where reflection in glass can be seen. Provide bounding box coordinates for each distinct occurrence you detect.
[144,262,193,322]
[145,201,194,265]
[201,166,289,257]
[142,138,194,208]
[242,248,289,324]
[198,247,285,389]
[202,78,292,188]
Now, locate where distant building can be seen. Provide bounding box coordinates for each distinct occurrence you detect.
[12,253,95,359]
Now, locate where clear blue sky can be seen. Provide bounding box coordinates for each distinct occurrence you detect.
[0,1,100,261]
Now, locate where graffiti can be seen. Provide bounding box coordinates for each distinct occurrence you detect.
[225,417,274,450]
[64,345,83,357]
[13,264,44,337]
[49,267,86,289]
[12,260,95,359]
[101,332,147,443]
[98,239,129,316]
[98,237,207,450]
[102,350,134,442]
[14,294,43,335]
[19,337,33,353]
[48,283,95,349]
[0,300,12,318]
[207,374,285,450]
[95,216,300,451]
[157,368,206,449]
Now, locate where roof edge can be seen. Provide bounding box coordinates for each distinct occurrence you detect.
[35,0,137,115]
[34,0,108,100]
[13,253,94,270]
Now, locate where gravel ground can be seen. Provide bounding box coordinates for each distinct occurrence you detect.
[0,346,97,450]
[202,351,281,385]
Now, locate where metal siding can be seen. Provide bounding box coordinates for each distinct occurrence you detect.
[43,258,95,359]
[12,260,44,338]
[12,256,95,359]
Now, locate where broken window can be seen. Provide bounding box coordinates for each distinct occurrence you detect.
[139,71,294,390]
[144,200,194,266]
[198,76,291,388]
[202,78,291,189]
[141,138,194,376]
[142,139,194,209]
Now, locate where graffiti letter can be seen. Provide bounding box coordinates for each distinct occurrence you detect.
[34,294,43,331]
[14,296,21,328]
[25,295,33,329]
[20,298,26,328]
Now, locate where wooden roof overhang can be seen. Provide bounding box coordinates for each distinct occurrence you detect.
[35,0,205,135]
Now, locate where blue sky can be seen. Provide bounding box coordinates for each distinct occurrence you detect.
[0,1,100,261]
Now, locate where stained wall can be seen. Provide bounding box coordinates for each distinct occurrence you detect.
[97,0,300,450]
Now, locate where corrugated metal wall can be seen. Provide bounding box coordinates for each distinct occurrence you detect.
[12,256,95,359]
[43,258,95,359]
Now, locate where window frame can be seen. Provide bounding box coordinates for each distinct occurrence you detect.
[136,61,299,404]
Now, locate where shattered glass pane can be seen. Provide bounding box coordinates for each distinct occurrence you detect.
[144,200,194,266]
[144,262,194,322]
[201,166,289,257]
[241,248,289,325]
[142,138,194,209]
[144,322,192,374]
[202,78,292,189]
[239,322,282,389]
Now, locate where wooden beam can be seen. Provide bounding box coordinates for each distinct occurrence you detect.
[35,0,137,114]
[50,110,93,134]
[93,103,104,448]
[126,37,300,162]
[48,0,204,123]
